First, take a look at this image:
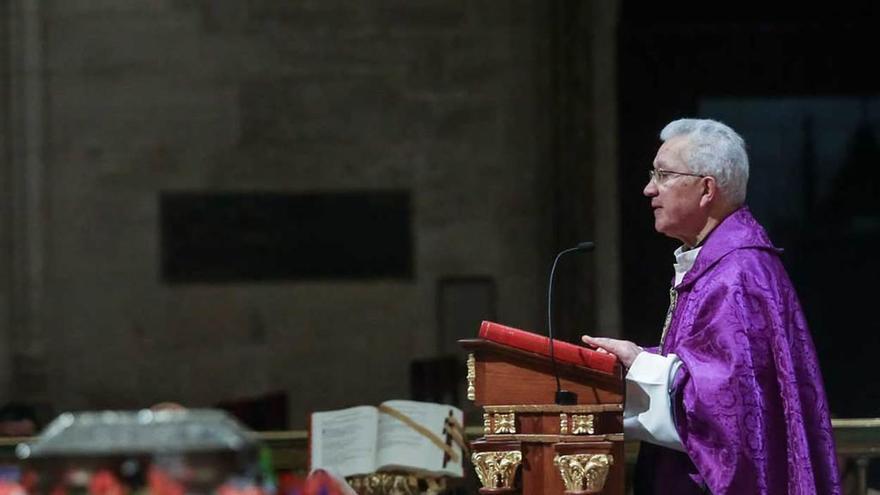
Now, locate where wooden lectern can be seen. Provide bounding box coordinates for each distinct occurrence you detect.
[460,338,625,494]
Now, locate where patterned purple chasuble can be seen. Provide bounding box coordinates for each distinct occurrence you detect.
[635,207,841,494]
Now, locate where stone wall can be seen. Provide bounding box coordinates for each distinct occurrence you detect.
[2,0,566,427]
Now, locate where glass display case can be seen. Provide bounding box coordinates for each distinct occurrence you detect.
[15,409,267,494]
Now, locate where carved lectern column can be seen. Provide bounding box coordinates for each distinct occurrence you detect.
[461,339,625,494]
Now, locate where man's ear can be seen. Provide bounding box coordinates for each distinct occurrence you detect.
[699,176,717,208]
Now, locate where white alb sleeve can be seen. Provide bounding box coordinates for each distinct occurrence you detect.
[623,351,685,452]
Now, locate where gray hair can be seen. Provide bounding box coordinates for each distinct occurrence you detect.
[660,118,749,206]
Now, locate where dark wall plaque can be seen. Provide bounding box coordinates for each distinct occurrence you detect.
[160,191,413,283]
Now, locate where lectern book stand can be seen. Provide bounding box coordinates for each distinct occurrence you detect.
[460,326,624,494]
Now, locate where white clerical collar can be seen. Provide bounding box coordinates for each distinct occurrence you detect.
[673,245,702,287]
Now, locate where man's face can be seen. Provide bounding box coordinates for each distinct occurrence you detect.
[643,136,708,245]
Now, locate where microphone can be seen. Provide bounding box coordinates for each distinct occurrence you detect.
[548,241,595,405]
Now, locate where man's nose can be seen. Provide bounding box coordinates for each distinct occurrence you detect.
[643,179,658,197]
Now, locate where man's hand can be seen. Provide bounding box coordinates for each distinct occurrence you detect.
[582,335,643,368]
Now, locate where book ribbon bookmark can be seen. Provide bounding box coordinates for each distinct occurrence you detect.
[444,415,470,457]
[376,404,465,463]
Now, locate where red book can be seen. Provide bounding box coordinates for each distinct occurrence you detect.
[478,320,617,374]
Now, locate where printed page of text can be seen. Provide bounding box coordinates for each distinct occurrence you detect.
[311,406,379,477]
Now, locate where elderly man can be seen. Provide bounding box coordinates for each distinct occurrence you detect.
[583,119,840,494]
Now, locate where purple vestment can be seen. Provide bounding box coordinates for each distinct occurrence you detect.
[636,207,841,494]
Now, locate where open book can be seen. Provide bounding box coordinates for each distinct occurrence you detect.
[309,400,464,479]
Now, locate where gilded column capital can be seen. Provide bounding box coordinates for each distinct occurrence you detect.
[472,450,522,490]
[553,453,613,494]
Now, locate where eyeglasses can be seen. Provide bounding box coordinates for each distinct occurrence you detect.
[648,168,706,185]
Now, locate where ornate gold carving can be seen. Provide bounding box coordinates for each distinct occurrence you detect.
[424,477,447,495]
[483,413,491,435]
[346,473,419,494]
[472,451,522,490]
[571,414,594,435]
[553,454,614,494]
[466,353,476,401]
[492,412,516,434]
[560,413,569,434]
